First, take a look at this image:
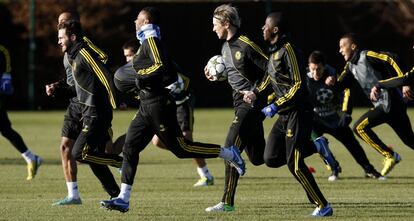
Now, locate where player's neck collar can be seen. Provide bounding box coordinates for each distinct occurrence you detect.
[136,24,161,44]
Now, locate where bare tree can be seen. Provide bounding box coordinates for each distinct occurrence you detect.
[338,0,414,38]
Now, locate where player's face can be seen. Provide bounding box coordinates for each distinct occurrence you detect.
[58,29,71,53]
[339,37,355,61]
[123,48,135,62]
[212,17,227,40]
[262,17,274,42]
[309,62,325,81]
[135,11,147,31]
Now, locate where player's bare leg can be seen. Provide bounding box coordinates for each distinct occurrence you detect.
[53,137,81,206]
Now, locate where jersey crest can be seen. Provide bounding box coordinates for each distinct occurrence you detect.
[273,52,279,60]
[235,51,241,60]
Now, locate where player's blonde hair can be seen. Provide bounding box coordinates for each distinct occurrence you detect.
[213,4,241,28]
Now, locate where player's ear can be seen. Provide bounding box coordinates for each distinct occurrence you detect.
[272,26,279,35]
[351,43,357,51]
[69,34,77,42]
[223,21,231,29]
[143,18,150,25]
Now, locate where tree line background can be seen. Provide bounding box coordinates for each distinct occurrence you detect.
[1,0,414,109]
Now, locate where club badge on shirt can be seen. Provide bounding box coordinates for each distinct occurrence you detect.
[235,51,241,60]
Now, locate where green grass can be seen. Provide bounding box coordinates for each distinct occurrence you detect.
[0,108,413,220]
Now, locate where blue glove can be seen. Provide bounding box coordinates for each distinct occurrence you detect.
[0,73,13,95]
[261,103,278,118]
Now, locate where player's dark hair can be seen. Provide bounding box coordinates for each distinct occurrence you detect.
[122,39,139,53]
[142,6,161,26]
[59,10,80,21]
[67,10,80,21]
[267,12,287,35]
[57,20,83,39]
[341,33,360,47]
[308,51,326,65]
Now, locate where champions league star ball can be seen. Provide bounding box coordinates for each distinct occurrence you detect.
[316,88,334,104]
[207,55,227,81]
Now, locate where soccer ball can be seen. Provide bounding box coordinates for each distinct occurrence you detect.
[166,75,184,95]
[207,55,227,81]
[316,88,334,104]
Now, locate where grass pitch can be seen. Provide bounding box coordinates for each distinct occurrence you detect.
[0,108,413,220]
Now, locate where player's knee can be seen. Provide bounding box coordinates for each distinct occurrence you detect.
[167,147,186,158]
[122,142,138,157]
[0,130,8,138]
[287,162,297,174]
[60,141,72,152]
[70,152,80,161]
[122,142,131,154]
[60,145,72,160]
[70,148,82,161]
[263,156,278,168]
[172,151,186,158]
[249,157,264,166]
[0,127,13,138]
[352,123,359,135]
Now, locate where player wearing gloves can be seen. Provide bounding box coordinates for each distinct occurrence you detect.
[0,72,13,95]
[307,50,383,180]
[261,103,278,117]
[100,7,245,213]
[115,39,215,187]
[0,44,42,181]
[156,68,216,187]
[371,45,414,97]
[246,55,341,182]
[337,33,414,176]
[203,4,271,213]
[242,12,332,217]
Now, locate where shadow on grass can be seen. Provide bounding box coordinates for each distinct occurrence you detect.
[334,201,414,208]
[0,158,172,166]
[241,175,414,180]
[0,158,61,165]
[330,176,414,181]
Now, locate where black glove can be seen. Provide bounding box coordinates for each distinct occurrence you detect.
[338,113,352,127]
